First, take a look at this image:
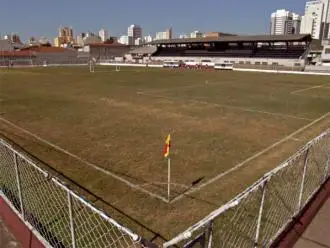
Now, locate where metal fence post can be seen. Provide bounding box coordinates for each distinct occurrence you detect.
[13,152,25,219]
[68,191,76,248]
[297,148,310,212]
[207,221,213,248]
[254,180,267,248]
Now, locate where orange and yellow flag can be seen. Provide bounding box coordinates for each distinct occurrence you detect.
[163,134,171,158]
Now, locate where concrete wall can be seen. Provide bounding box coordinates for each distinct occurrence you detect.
[1,195,46,248]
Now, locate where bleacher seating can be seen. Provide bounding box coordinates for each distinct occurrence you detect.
[254,48,305,59]
[153,46,305,59]
[130,46,157,55]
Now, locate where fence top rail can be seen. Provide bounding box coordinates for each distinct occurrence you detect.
[163,128,330,247]
[0,137,140,242]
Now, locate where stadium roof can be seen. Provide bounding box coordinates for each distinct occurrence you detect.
[150,34,312,45]
[0,51,36,57]
[21,46,77,53]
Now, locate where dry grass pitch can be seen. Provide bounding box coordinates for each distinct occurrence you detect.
[0,66,329,243]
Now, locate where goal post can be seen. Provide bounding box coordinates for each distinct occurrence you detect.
[89,58,95,73]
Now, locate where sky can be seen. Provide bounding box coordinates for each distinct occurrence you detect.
[0,0,308,42]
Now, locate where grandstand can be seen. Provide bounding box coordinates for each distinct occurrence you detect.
[128,46,157,62]
[20,46,89,65]
[0,42,134,67]
[150,34,312,68]
[0,51,36,67]
[0,45,89,66]
[83,43,132,61]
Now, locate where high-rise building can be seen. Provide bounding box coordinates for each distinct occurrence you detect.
[179,34,188,39]
[99,29,109,42]
[55,26,74,47]
[155,28,172,40]
[119,35,133,45]
[270,9,298,35]
[190,30,203,38]
[300,0,330,40]
[4,33,22,43]
[144,35,153,43]
[127,25,142,41]
[135,38,143,46]
[59,26,73,39]
[54,37,65,47]
[321,0,330,39]
[292,14,302,34]
[76,35,84,46]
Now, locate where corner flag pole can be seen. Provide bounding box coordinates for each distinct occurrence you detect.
[168,156,171,202]
[164,133,171,202]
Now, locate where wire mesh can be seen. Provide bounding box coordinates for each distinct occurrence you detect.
[0,140,142,248]
[210,186,263,248]
[71,195,138,248]
[164,129,330,248]
[1,130,329,248]
[17,154,72,247]
[0,144,20,212]
[301,136,330,207]
[259,152,305,246]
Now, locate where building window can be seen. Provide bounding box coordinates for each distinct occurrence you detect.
[325,48,330,54]
[294,63,301,66]
[262,62,268,65]
[245,61,251,64]
[272,62,279,65]
[255,62,261,65]
[239,61,244,64]
[230,61,235,64]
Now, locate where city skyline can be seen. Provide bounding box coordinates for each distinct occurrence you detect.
[0,0,308,42]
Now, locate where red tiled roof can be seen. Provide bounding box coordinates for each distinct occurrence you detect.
[0,51,35,57]
[21,46,76,53]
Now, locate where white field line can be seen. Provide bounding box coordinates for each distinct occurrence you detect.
[145,80,318,96]
[290,83,330,95]
[145,81,230,94]
[137,91,313,121]
[0,117,169,203]
[289,137,305,142]
[170,112,330,203]
[292,94,330,100]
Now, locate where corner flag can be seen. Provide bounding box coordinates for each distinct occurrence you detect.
[163,134,171,158]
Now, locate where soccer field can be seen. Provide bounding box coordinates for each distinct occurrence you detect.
[0,66,329,243]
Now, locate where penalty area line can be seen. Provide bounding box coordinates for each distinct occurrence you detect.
[170,112,330,203]
[0,117,169,203]
[137,91,313,121]
[290,83,330,95]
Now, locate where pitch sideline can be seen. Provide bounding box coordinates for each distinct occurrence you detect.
[170,112,330,203]
[0,117,169,203]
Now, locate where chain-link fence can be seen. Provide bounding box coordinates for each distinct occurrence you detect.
[1,129,329,248]
[0,138,147,248]
[163,129,330,248]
